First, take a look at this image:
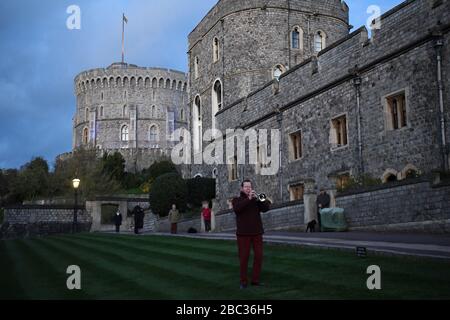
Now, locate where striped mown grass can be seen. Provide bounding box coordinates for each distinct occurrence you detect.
[0,233,449,300]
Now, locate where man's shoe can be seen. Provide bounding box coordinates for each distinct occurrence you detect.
[251,282,264,287]
[239,283,247,290]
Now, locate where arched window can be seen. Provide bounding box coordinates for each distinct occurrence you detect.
[291,26,303,50]
[149,125,159,142]
[213,37,220,62]
[121,125,129,142]
[180,109,185,121]
[212,168,218,179]
[172,79,177,90]
[159,78,164,88]
[151,105,156,118]
[166,79,171,89]
[82,127,89,144]
[194,56,199,79]
[123,105,128,117]
[152,78,157,88]
[212,79,222,132]
[100,106,104,118]
[193,95,202,152]
[145,77,150,87]
[314,30,326,53]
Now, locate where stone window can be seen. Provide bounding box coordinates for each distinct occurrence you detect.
[336,173,350,190]
[228,156,238,181]
[194,56,200,79]
[149,125,159,142]
[212,79,222,132]
[291,26,303,50]
[124,91,127,99]
[213,37,220,63]
[289,130,303,161]
[152,78,157,88]
[100,106,104,118]
[166,79,171,89]
[172,79,177,90]
[151,105,156,118]
[289,184,304,201]
[121,125,129,142]
[123,105,128,117]
[330,115,348,149]
[212,168,218,179]
[193,95,202,153]
[256,144,271,174]
[180,109,185,121]
[101,92,104,100]
[385,91,407,130]
[82,127,89,145]
[167,111,175,140]
[314,30,326,53]
[159,78,164,88]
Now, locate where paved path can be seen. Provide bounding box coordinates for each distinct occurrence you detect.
[104,230,450,260]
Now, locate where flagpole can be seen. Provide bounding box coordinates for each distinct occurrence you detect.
[122,13,125,63]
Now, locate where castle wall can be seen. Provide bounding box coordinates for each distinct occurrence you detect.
[192,0,450,210]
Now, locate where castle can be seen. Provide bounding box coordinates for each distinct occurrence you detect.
[72,62,189,172]
[70,0,449,213]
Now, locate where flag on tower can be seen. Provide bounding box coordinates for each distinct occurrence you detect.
[123,14,128,24]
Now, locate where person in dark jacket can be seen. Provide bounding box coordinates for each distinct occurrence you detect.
[114,209,123,233]
[133,205,144,235]
[232,179,271,289]
[316,188,330,229]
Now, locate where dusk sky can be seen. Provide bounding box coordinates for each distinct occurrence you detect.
[0,0,403,170]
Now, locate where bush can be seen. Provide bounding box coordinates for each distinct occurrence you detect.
[0,208,4,224]
[149,173,188,217]
[186,177,216,208]
[338,174,382,193]
[142,160,178,182]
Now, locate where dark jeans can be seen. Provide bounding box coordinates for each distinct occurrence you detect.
[115,225,120,233]
[236,235,263,285]
[204,219,211,232]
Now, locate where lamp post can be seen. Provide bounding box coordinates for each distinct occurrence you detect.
[72,178,80,233]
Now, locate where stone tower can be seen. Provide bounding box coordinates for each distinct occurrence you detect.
[73,62,189,172]
[188,0,350,177]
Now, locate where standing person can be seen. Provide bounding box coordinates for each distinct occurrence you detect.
[114,209,123,233]
[201,201,212,233]
[316,188,330,229]
[232,179,271,289]
[133,205,144,235]
[168,204,181,234]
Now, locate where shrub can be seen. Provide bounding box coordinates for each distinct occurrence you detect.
[338,174,382,193]
[149,173,187,217]
[186,177,216,208]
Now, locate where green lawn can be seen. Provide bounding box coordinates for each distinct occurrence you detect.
[0,233,449,300]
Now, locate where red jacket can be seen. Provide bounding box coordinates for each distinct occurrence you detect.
[202,208,211,220]
[232,191,271,236]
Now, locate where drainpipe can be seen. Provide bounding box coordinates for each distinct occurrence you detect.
[353,75,364,175]
[276,110,284,201]
[435,35,448,171]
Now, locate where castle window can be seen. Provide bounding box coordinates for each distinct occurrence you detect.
[194,56,200,79]
[289,130,303,161]
[100,106,104,118]
[289,184,304,201]
[121,125,129,142]
[193,95,202,152]
[152,78,157,88]
[330,115,348,149]
[291,26,303,50]
[124,91,127,99]
[256,144,271,174]
[336,173,350,191]
[213,37,220,63]
[151,105,156,118]
[149,125,159,142]
[145,77,150,87]
[228,156,238,182]
[314,30,326,53]
[385,91,407,130]
[82,127,89,145]
[167,111,175,140]
[123,105,128,117]
[159,78,164,88]
[101,92,104,100]
[212,168,218,179]
[166,79,171,89]
[180,109,185,121]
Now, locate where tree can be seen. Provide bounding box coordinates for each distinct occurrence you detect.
[101,152,125,182]
[186,177,216,207]
[10,157,50,201]
[142,159,178,182]
[149,172,187,217]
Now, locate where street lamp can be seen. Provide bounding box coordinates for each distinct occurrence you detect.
[72,178,80,233]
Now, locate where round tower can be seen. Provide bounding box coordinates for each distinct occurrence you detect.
[188,0,349,141]
[73,62,188,171]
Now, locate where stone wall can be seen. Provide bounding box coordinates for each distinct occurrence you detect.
[190,0,450,211]
[0,205,91,239]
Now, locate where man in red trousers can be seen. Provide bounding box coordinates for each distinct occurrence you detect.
[232,179,271,289]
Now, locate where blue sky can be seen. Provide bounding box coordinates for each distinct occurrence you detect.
[0,0,403,169]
